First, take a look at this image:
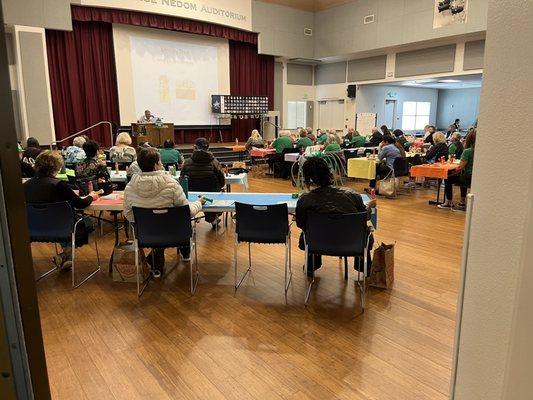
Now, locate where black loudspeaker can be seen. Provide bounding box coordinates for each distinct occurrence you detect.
[347,84,357,98]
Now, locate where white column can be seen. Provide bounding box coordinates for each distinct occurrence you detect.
[451,1,533,399]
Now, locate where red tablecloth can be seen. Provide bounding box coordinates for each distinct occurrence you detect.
[249,148,276,158]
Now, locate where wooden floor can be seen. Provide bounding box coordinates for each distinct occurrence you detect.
[33,172,466,400]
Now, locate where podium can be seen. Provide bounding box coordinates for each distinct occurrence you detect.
[131,123,174,147]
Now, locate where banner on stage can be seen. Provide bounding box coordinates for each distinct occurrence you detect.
[80,0,252,31]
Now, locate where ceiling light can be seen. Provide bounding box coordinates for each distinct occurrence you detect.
[439,79,461,83]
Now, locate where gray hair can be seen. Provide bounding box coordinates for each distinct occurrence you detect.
[73,136,86,148]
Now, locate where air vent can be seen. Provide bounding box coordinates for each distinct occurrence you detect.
[364,14,375,24]
[304,28,313,36]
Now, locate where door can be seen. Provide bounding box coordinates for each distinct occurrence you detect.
[383,99,397,129]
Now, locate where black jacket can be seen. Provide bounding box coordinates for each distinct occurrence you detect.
[24,176,93,209]
[295,186,367,232]
[368,132,383,147]
[425,142,448,162]
[181,150,225,190]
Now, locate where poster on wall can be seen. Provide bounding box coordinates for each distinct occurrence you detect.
[433,0,468,28]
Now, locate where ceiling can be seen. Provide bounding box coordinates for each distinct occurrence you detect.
[258,0,356,12]
[382,74,483,90]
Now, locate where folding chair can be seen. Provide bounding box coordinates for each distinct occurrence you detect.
[132,206,198,297]
[303,212,371,312]
[234,202,292,296]
[27,202,100,288]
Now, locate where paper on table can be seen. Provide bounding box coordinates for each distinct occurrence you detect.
[101,193,121,200]
[208,200,235,207]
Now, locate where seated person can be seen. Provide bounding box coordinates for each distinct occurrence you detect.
[127,143,152,178]
[324,134,341,152]
[181,138,225,226]
[368,135,402,191]
[448,132,464,159]
[124,147,204,276]
[109,132,136,163]
[424,125,436,145]
[296,157,375,276]
[297,129,314,148]
[75,140,111,182]
[380,125,392,137]
[24,150,99,269]
[159,139,184,166]
[439,129,476,211]
[425,131,448,163]
[393,129,409,149]
[245,129,265,150]
[21,137,42,178]
[138,109,156,123]
[317,128,329,145]
[267,130,295,178]
[350,129,366,148]
[64,136,86,164]
[368,127,383,147]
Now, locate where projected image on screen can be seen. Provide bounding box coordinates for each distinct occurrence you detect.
[130,37,218,125]
[113,24,230,126]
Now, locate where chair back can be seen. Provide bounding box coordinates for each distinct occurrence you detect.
[235,202,289,244]
[305,212,368,257]
[188,175,221,192]
[133,206,192,248]
[281,147,300,155]
[26,202,74,243]
[393,157,410,176]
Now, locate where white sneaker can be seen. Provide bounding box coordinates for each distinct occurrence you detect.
[182,255,191,262]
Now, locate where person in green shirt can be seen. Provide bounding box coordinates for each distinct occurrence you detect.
[323,133,342,152]
[350,130,366,148]
[271,132,294,154]
[317,129,328,145]
[159,140,184,165]
[297,129,314,148]
[439,129,476,211]
[448,132,464,159]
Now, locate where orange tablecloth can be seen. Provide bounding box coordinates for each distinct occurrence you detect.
[410,163,459,179]
[249,148,276,158]
[232,145,246,152]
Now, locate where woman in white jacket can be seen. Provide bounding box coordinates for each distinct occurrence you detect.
[124,147,204,276]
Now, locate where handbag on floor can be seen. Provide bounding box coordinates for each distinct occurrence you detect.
[112,241,149,283]
[367,242,395,289]
[377,170,396,197]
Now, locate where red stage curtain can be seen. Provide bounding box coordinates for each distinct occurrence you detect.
[46,21,119,146]
[229,41,274,141]
[71,5,257,45]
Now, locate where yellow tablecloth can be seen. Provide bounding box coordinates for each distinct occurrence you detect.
[347,158,377,179]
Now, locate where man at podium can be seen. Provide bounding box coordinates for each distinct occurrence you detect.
[137,109,157,123]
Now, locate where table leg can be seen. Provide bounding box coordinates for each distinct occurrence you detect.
[108,212,120,273]
[428,178,443,205]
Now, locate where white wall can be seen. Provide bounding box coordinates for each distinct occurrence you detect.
[451,1,533,399]
[355,85,439,131]
[436,88,481,130]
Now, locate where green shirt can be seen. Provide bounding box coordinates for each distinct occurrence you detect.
[350,135,366,147]
[317,134,328,144]
[448,143,457,156]
[297,136,314,148]
[272,136,294,154]
[324,143,341,152]
[461,148,474,175]
[159,148,184,164]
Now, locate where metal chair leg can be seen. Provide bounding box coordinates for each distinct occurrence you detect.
[71,222,101,289]
[304,246,315,306]
[190,237,199,295]
[136,241,151,298]
[234,239,252,291]
[284,234,293,294]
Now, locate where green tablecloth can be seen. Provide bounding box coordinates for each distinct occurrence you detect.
[56,168,75,181]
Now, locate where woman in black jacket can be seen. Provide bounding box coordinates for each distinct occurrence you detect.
[424,131,449,163]
[295,157,375,276]
[24,150,99,269]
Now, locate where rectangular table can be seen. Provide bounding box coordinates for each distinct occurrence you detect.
[249,148,276,158]
[347,158,378,179]
[87,191,377,227]
[109,170,249,192]
[410,163,460,205]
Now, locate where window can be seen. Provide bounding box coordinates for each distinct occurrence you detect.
[287,101,307,129]
[401,101,431,130]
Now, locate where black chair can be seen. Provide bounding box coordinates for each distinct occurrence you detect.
[274,148,300,179]
[393,157,410,178]
[234,202,292,295]
[132,206,198,297]
[27,202,100,288]
[188,175,225,234]
[303,212,371,311]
